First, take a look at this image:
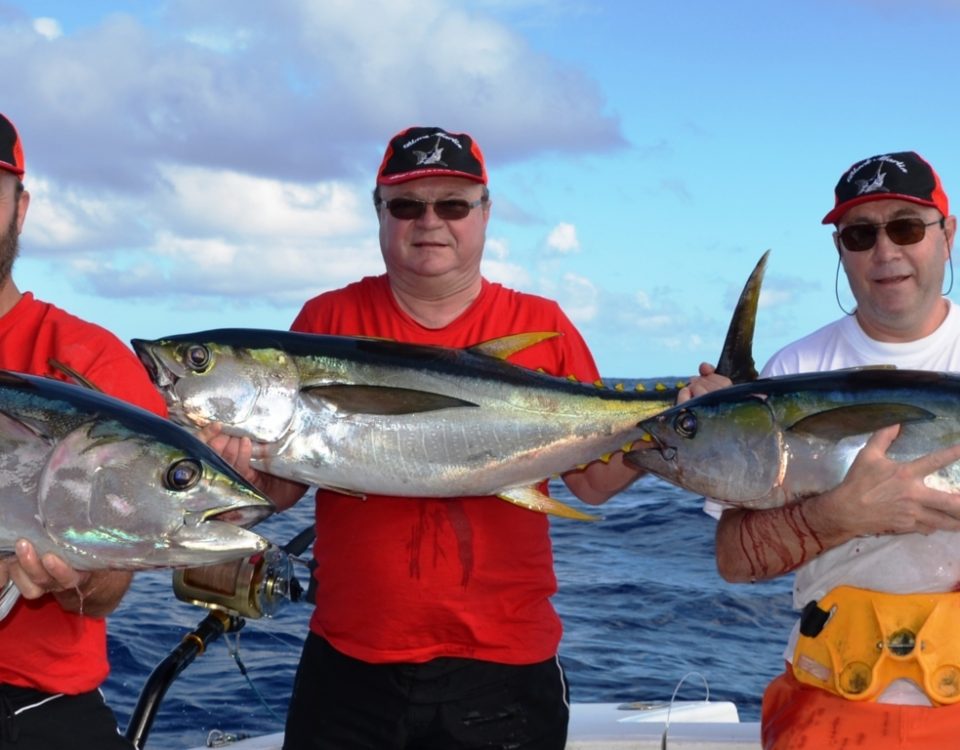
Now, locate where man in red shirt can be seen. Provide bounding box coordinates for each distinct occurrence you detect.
[0,113,166,748]
[209,126,725,749]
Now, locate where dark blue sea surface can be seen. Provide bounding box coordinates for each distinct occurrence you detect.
[103,477,796,749]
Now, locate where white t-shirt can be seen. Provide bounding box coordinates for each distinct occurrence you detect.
[704,300,960,704]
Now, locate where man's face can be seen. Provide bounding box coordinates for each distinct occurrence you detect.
[836,198,956,341]
[0,175,26,284]
[376,176,489,287]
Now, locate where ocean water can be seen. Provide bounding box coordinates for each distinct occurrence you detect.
[103,477,797,749]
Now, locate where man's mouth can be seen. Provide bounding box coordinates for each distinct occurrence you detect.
[874,274,911,285]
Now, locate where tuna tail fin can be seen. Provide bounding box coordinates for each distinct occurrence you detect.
[714,250,768,384]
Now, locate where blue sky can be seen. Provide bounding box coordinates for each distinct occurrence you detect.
[1,0,958,377]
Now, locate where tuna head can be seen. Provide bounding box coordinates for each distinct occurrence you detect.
[625,395,788,508]
[34,418,275,569]
[132,331,300,443]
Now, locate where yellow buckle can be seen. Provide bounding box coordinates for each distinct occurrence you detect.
[792,586,960,705]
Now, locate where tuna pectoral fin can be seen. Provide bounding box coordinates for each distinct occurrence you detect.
[302,385,477,415]
[469,332,560,360]
[498,486,600,522]
[788,403,936,441]
[0,409,56,443]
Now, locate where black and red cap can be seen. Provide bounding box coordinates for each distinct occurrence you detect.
[377,126,487,185]
[0,114,24,177]
[822,151,948,224]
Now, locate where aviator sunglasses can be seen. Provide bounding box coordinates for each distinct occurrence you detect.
[380,197,486,221]
[836,217,945,252]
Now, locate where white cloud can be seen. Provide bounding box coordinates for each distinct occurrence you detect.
[2,0,625,312]
[546,222,580,255]
[33,17,62,40]
[558,272,597,322]
[23,167,383,306]
[481,236,531,287]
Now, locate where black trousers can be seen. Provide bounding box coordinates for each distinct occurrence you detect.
[284,633,570,750]
[0,685,133,750]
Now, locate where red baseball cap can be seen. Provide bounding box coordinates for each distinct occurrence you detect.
[0,114,24,177]
[822,151,948,224]
[377,126,487,185]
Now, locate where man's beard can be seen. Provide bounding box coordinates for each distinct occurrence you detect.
[0,207,19,284]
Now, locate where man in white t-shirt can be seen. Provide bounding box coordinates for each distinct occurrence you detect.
[710,151,960,749]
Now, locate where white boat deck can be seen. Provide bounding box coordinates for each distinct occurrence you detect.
[185,701,762,749]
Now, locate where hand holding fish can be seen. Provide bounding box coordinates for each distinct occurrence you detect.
[198,423,257,483]
[677,362,733,403]
[714,424,960,583]
[821,424,960,538]
[0,539,132,618]
[198,423,308,511]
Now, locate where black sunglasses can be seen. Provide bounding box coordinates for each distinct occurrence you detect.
[380,197,485,221]
[836,217,945,253]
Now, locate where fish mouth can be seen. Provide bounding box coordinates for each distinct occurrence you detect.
[208,503,275,528]
[186,496,276,529]
[169,524,273,564]
[131,340,178,389]
[643,430,677,461]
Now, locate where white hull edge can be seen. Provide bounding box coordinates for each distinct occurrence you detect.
[183,701,762,749]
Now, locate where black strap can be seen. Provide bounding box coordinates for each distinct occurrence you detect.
[799,599,831,637]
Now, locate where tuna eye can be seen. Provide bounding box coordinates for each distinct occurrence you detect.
[185,345,211,372]
[165,458,202,491]
[673,410,698,439]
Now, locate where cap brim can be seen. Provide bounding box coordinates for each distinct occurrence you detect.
[378,168,486,186]
[822,193,940,224]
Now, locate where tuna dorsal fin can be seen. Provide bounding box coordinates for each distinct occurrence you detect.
[497,485,600,522]
[787,403,935,441]
[715,250,768,384]
[301,384,477,415]
[47,359,102,391]
[469,332,561,360]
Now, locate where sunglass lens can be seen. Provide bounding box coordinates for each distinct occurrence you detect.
[433,200,471,220]
[884,218,926,245]
[385,199,426,220]
[839,225,878,252]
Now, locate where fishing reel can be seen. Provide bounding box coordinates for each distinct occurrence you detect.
[172,545,302,619]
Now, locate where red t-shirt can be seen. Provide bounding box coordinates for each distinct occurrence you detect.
[291,275,600,664]
[0,292,167,694]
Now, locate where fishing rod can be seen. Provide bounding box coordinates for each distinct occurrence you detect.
[125,525,315,749]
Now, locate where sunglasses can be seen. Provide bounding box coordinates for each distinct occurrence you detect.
[836,217,945,253]
[380,197,485,221]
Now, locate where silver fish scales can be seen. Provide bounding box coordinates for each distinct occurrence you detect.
[0,370,274,569]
